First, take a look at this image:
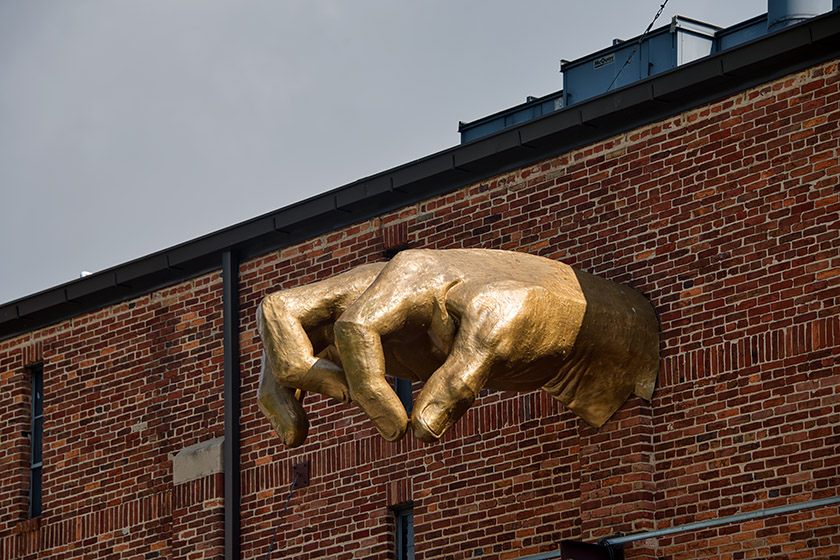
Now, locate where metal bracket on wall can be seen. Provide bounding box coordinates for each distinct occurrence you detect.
[292,461,310,489]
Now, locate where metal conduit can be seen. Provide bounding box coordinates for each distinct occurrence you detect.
[515,495,840,560]
[223,251,241,560]
[601,495,840,546]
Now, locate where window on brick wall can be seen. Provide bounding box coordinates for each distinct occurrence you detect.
[393,503,414,560]
[29,364,43,518]
[394,378,413,414]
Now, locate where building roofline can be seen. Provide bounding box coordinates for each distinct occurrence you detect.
[2,9,839,342]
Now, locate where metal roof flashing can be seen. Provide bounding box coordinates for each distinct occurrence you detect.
[1,9,839,342]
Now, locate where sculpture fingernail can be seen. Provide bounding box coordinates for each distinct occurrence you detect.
[414,402,459,442]
[414,409,442,442]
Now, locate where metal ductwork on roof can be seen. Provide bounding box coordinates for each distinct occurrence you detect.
[458,0,837,144]
[560,16,719,107]
[767,0,832,31]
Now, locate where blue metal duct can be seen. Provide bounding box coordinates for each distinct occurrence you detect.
[458,92,564,144]
[714,15,768,51]
[561,16,719,107]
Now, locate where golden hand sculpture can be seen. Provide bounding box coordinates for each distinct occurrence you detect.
[257,249,659,447]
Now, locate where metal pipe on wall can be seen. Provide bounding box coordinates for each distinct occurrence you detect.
[600,495,840,546]
[514,495,840,559]
[223,251,241,560]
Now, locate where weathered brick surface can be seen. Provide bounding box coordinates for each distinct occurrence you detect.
[1,274,224,559]
[1,59,838,559]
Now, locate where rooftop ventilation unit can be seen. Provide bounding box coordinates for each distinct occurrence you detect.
[560,16,719,107]
[458,1,837,144]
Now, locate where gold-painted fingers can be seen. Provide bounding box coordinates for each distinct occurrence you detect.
[257,353,309,447]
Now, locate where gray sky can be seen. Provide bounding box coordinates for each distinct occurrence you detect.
[0,0,768,305]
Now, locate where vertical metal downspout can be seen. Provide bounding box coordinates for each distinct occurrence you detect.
[223,251,241,560]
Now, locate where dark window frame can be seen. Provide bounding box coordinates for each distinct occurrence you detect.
[392,502,414,560]
[394,378,413,415]
[29,363,43,519]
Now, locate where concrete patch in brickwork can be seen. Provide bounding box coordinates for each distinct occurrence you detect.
[172,436,224,485]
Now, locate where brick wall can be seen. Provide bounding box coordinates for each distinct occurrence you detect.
[1,58,838,559]
[0,274,225,559]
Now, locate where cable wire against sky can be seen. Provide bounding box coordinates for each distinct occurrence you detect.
[606,0,671,92]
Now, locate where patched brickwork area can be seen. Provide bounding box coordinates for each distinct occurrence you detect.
[1,56,838,560]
